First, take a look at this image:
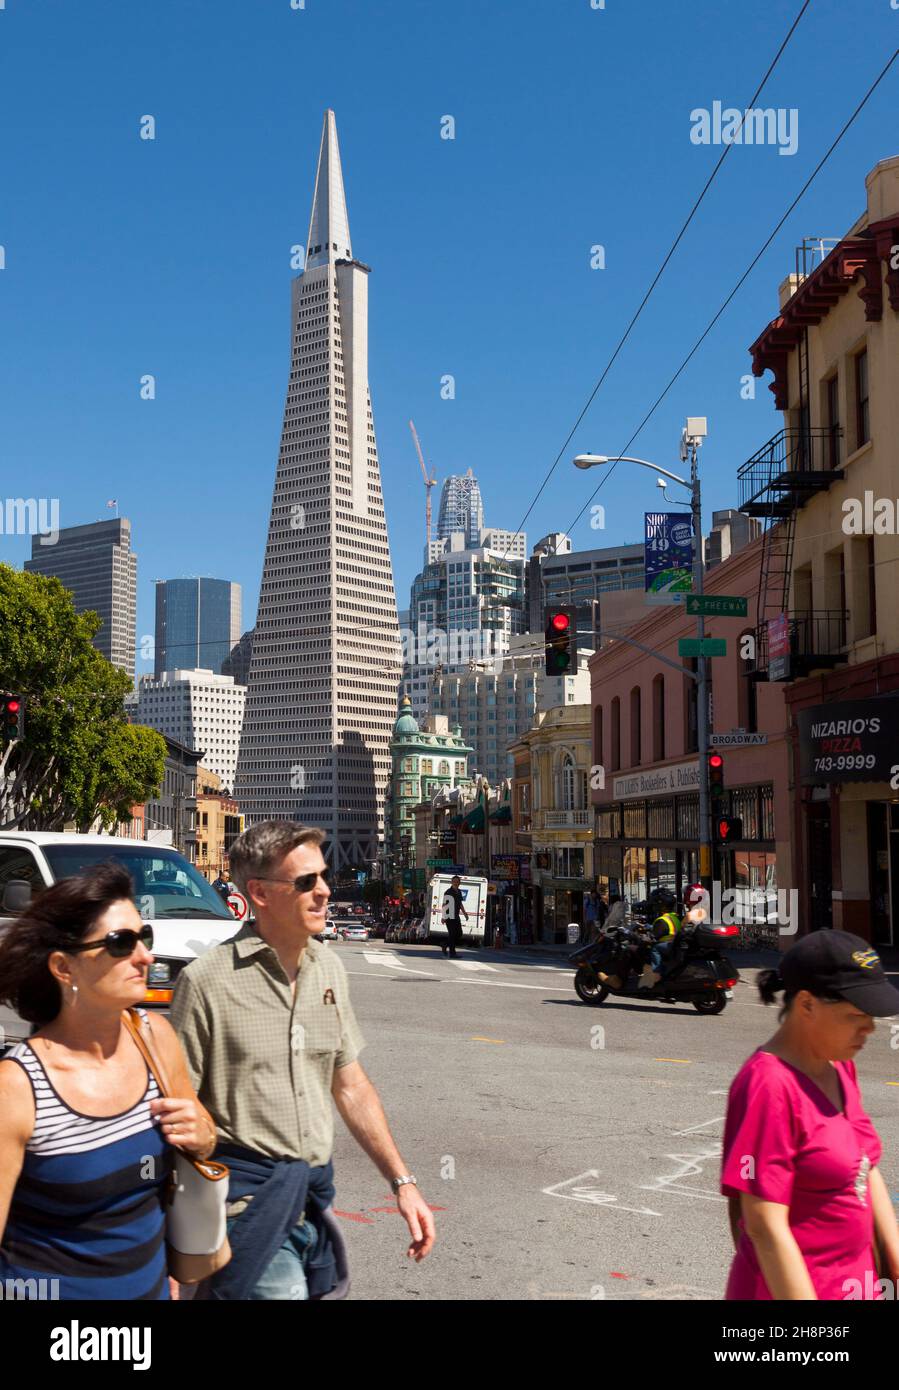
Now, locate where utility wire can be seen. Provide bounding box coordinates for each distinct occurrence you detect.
[567,45,899,535]
[500,0,813,563]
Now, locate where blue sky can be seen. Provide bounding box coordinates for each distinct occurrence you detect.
[1,0,896,676]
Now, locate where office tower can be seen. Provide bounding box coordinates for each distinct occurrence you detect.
[126,669,246,793]
[25,518,137,678]
[234,111,401,868]
[436,470,484,548]
[154,578,241,677]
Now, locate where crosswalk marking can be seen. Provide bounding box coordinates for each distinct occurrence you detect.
[448,959,498,972]
[362,951,433,976]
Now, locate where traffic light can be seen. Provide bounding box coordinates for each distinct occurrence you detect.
[544,606,576,677]
[716,815,743,843]
[708,751,725,803]
[1,695,24,742]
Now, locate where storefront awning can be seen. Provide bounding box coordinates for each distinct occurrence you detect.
[462,806,485,832]
[489,806,511,824]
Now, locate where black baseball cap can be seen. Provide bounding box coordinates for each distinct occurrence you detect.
[780,930,899,1017]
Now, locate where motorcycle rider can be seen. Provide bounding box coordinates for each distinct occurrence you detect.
[641,887,683,987]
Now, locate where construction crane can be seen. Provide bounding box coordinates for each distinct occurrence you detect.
[409,419,437,548]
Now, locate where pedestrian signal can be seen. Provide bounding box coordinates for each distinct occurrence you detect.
[716,816,743,843]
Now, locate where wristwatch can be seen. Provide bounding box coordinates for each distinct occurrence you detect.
[391,1174,417,1193]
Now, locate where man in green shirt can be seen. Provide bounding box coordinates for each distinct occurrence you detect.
[170,820,436,1299]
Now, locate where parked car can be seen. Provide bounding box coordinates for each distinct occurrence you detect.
[319,921,340,941]
[0,832,242,1047]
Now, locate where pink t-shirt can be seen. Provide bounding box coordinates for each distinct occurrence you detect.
[720,1050,882,1300]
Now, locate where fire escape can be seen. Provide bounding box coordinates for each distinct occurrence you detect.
[737,238,857,680]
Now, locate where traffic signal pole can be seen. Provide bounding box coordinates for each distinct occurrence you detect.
[689,445,713,894]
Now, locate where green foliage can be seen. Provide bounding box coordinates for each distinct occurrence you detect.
[0,565,166,829]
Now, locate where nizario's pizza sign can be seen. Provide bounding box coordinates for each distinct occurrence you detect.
[797,695,899,785]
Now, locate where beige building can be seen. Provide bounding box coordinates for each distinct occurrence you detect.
[195,767,244,881]
[741,155,899,943]
[510,704,593,944]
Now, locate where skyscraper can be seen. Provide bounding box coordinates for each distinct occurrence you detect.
[234,111,401,867]
[154,577,241,677]
[25,518,137,678]
[436,470,484,548]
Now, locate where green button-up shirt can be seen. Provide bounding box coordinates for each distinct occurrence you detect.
[169,925,365,1165]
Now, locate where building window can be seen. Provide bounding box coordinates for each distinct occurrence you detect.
[623,803,647,839]
[610,697,621,772]
[651,675,665,762]
[684,660,698,753]
[855,349,869,449]
[826,374,840,469]
[593,705,603,771]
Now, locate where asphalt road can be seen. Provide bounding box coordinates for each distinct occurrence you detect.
[328,938,899,1302]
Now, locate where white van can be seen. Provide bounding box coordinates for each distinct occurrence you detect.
[422,873,489,946]
[0,832,243,1046]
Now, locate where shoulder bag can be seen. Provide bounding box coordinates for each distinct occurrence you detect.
[124,1008,232,1284]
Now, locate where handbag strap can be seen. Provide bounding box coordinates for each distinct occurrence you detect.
[123,1007,173,1097]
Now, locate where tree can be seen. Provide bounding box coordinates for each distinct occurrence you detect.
[0,565,166,829]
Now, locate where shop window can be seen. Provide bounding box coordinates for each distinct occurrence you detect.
[647,799,674,840]
[623,802,647,839]
[677,794,699,841]
[596,808,619,839]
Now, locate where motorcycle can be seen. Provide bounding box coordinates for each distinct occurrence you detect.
[570,917,740,1014]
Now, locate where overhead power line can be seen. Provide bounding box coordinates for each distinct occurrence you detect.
[567,45,899,535]
[501,0,814,563]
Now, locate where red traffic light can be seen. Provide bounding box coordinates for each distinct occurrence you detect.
[6,700,19,713]
[708,753,723,770]
[550,612,570,632]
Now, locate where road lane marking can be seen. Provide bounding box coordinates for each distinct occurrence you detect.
[471,1036,505,1043]
[449,959,498,972]
[653,1058,693,1064]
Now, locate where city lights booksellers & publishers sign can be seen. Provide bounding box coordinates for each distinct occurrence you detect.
[797,695,899,786]
[613,759,700,800]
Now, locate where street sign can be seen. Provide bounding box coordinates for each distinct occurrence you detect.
[427,858,454,867]
[710,730,769,747]
[227,891,248,921]
[678,637,727,657]
[685,594,747,618]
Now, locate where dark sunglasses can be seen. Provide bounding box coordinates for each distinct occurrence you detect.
[65,924,154,958]
[256,868,331,894]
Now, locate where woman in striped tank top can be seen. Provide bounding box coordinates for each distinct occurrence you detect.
[0,864,217,1300]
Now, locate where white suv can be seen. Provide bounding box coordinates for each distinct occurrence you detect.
[0,832,243,1047]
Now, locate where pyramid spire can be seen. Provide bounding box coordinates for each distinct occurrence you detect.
[306,109,352,270]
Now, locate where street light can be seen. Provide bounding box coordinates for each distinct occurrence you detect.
[572,421,713,891]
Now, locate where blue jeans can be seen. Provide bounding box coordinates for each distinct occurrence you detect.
[224,1213,317,1300]
[649,939,674,975]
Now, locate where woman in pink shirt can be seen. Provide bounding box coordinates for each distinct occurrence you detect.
[721,930,899,1300]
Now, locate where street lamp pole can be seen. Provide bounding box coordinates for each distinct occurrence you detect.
[574,420,713,895]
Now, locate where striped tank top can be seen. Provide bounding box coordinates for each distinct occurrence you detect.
[0,1009,172,1300]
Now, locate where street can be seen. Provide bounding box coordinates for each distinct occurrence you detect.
[331,939,899,1301]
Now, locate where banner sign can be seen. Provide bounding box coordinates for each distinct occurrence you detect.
[644,512,693,606]
[491,853,531,881]
[767,613,791,682]
[797,696,899,785]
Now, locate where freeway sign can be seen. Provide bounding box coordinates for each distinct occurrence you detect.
[685,594,748,618]
[678,637,727,657]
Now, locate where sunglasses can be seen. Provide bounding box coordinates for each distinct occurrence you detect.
[65,924,155,958]
[256,868,331,894]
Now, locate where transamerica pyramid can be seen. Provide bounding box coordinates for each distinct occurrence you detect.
[235,110,401,868]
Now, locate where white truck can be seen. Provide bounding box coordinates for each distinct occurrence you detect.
[0,832,244,1048]
[422,873,489,946]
